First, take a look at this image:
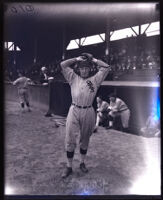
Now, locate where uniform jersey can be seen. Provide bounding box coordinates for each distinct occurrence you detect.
[62,66,109,106]
[13,76,31,104]
[109,98,130,128]
[109,98,128,112]
[97,100,109,113]
[96,100,109,125]
[13,77,31,89]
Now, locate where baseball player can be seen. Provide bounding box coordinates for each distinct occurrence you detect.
[140,109,160,137]
[107,93,130,132]
[13,72,32,112]
[60,53,110,178]
[94,95,109,132]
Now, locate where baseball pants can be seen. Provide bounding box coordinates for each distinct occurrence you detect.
[109,109,130,128]
[18,88,29,104]
[65,105,96,152]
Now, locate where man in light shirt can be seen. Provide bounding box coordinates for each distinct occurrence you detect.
[107,93,130,132]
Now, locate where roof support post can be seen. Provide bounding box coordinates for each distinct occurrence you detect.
[62,25,66,60]
[33,38,37,64]
[105,19,110,63]
[105,18,110,63]
[136,24,146,56]
[13,42,16,65]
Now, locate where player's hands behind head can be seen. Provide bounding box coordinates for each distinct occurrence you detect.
[81,53,93,61]
[76,53,93,62]
[76,56,87,62]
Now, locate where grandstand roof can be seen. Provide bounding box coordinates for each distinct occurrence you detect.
[4,2,159,58]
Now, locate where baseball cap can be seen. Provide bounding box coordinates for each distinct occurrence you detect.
[78,60,91,68]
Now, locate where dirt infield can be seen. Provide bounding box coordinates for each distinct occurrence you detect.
[4,101,161,195]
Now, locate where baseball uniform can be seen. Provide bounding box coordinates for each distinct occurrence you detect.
[96,100,109,126]
[109,97,130,128]
[13,76,31,105]
[61,60,110,152]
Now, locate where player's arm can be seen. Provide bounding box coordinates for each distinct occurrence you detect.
[61,56,85,69]
[27,78,34,85]
[92,58,110,69]
[81,53,110,69]
[13,78,19,86]
[98,102,108,112]
[60,56,85,83]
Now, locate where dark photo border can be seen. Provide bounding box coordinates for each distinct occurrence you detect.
[2,0,162,200]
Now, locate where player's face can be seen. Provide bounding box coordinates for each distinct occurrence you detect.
[79,67,90,78]
[97,97,102,103]
[109,97,116,102]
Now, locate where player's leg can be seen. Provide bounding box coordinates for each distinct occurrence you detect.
[24,90,31,112]
[62,107,79,178]
[106,113,114,129]
[94,112,102,132]
[79,108,95,172]
[18,89,25,112]
[121,109,130,132]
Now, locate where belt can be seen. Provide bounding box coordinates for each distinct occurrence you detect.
[118,108,129,112]
[72,103,92,109]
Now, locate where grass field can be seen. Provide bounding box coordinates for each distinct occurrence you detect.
[4,101,161,195]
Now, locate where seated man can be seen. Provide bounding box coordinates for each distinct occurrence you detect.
[107,93,130,132]
[94,96,109,132]
[140,109,160,137]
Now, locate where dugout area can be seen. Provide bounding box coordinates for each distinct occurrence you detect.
[5,81,160,135]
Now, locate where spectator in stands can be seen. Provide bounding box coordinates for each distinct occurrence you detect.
[106,93,130,133]
[40,66,49,85]
[94,95,109,132]
[140,109,160,137]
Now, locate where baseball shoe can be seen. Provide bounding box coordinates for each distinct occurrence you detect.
[45,113,53,117]
[61,167,73,178]
[93,126,98,133]
[105,126,113,129]
[80,163,88,173]
[55,123,59,128]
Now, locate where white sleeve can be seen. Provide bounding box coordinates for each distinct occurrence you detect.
[13,78,20,85]
[62,67,76,84]
[94,67,110,87]
[60,58,77,84]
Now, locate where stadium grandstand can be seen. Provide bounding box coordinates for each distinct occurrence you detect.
[4,2,160,83]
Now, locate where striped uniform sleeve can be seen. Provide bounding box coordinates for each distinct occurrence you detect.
[94,60,110,87]
[60,59,76,84]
